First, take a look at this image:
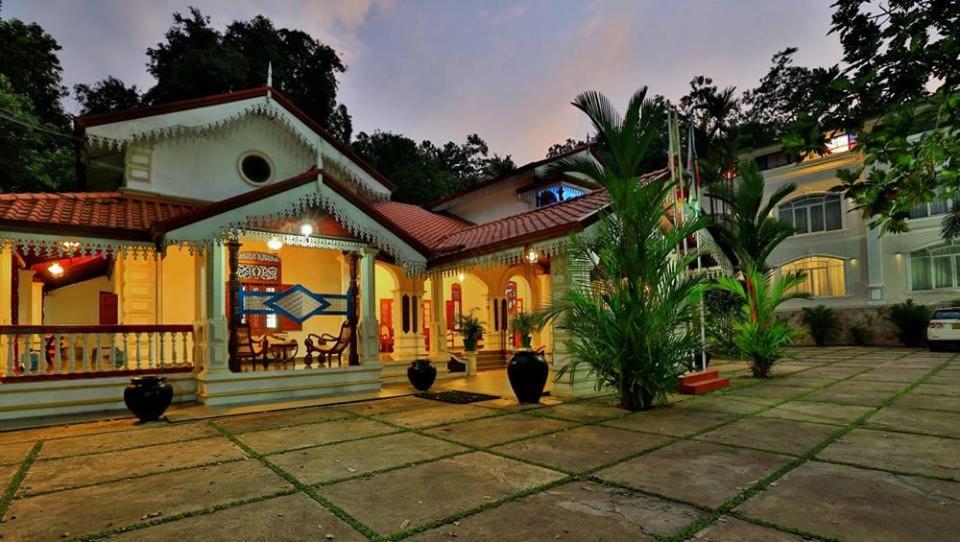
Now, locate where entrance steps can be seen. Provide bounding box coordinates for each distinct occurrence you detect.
[453,350,508,371]
[677,370,730,395]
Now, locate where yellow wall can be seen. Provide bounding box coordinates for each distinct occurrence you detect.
[374,263,398,326]
[159,247,197,324]
[44,275,113,325]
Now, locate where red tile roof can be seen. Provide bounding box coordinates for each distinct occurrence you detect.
[0,192,199,239]
[372,201,472,248]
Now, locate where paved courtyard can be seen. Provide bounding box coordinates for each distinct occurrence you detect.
[0,347,958,541]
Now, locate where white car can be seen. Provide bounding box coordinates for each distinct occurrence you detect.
[927,307,960,351]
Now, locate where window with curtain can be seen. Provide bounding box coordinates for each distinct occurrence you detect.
[910,244,960,291]
[780,256,846,297]
[778,195,843,234]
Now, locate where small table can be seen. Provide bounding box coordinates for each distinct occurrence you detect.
[266,339,299,368]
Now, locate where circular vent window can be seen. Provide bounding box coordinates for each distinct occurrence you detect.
[239,153,273,185]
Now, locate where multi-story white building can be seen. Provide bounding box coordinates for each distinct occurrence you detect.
[747,134,955,343]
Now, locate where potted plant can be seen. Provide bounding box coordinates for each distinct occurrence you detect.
[507,312,549,404]
[457,310,485,375]
[124,375,174,422]
[407,359,437,391]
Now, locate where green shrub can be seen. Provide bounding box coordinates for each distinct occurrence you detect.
[887,299,931,347]
[703,289,740,356]
[849,322,870,345]
[801,305,839,346]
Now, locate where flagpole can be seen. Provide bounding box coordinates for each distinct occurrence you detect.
[687,121,708,372]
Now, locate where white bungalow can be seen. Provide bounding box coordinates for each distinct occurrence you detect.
[0,86,652,420]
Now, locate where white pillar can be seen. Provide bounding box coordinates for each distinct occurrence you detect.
[866,226,884,303]
[200,242,229,374]
[429,276,448,361]
[392,288,425,359]
[550,252,594,397]
[359,248,379,364]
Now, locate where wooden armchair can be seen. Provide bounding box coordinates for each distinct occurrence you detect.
[235,322,268,370]
[304,322,352,367]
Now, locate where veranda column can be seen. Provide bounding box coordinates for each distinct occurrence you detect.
[866,226,884,303]
[358,248,379,364]
[429,276,447,362]
[346,251,360,366]
[226,239,242,372]
[201,241,230,374]
[550,251,594,397]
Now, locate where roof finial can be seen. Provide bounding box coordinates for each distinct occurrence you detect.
[266,61,273,87]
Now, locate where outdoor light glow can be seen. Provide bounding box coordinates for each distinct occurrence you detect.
[48,261,64,278]
[526,248,539,264]
[849,257,857,264]
[267,238,283,251]
[61,241,80,251]
[457,272,465,282]
[300,223,314,236]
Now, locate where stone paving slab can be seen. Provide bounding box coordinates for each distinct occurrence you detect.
[236,417,396,455]
[0,465,17,491]
[109,492,367,541]
[214,407,353,433]
[316,452,564,535]
[674,395,777,415]
[758,400,873,425]
[0,461,292,541]
[865,406,960,438]
[817,428,960,479]
[727,385,811,400]
[802,385,896,407]
[270,432,467,485]
[761,375,835,388]
[0,418,142,445]
[602,407,732,437]
[423,413,575,447]
[408,481,703,541]
[371,403,497,429]
[598,440,793,508]
[532,401,631,422]
[852,370,930,383]
[912,383,960,396]
[696,417,837,455]
[39,422,217,459]
[0,441,34,465]
[492,425,671,472]
[20,436,245,495]
[737,461,960,542]
[691,516,808,541]
[892,392,960,412]
[336,396,434,416]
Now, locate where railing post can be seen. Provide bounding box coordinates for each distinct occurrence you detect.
[227,239,242,372]
[345,251,360,366]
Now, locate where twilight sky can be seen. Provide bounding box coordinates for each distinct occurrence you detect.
[6,0,842,163]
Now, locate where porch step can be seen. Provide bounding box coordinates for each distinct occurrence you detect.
[456,351,508,371]
[677,370,730,395]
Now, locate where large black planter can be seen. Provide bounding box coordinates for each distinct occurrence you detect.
[124,376,173,422]
[507,350,548,404]
[407,359,437,391]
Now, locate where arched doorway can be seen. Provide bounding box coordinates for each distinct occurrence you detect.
[504,274,533,349]
[375,263,399,355]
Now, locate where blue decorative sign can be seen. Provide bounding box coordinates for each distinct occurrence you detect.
[240,285,352,323]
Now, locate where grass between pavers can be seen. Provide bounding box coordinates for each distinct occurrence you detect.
[0,441,42,520]
[663,352,958,542]
[6,348,953,542]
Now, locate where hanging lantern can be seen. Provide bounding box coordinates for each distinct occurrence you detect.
[48,261,65,278]
[525,248,539,264]
[300,223,314,236]
[267,238,283,251]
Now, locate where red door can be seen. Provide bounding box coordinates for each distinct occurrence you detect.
[99,292,118,325]
[379,299,393,352]
[506,281,523,348]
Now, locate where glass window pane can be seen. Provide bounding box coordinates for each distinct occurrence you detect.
[929,199,948,216]
[911,255,932,290]
[824,200,842,230]
[910,203,929,218]
[778,207,793,225]
[794,208,808,233]
[933,256,954,289]
[810,205,824,232]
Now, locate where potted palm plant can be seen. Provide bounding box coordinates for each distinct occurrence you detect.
[539,88,710,411]
[457,310,485,375]
[507,312,548,403]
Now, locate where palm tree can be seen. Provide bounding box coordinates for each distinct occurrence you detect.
[540,89,710,410]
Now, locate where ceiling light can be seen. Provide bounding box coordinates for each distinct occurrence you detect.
[526,248,539,264]
[61,241,80,251]
[457,272,465,282]
[267,238,283,251]
[300,223,314,236]
[48,261,64,278]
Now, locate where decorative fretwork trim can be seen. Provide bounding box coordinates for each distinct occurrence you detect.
[0,233,156,260]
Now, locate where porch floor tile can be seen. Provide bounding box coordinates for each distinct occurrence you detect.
[597,440,793,508]
[737,461,960,542]
[0,461,292,541]
[407,481,703,541]
[270,432,468,485]
[315,452,564,536]
[491,425,671,472]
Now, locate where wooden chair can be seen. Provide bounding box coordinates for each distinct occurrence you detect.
[304,322,352,367]
[235,322,268,370]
